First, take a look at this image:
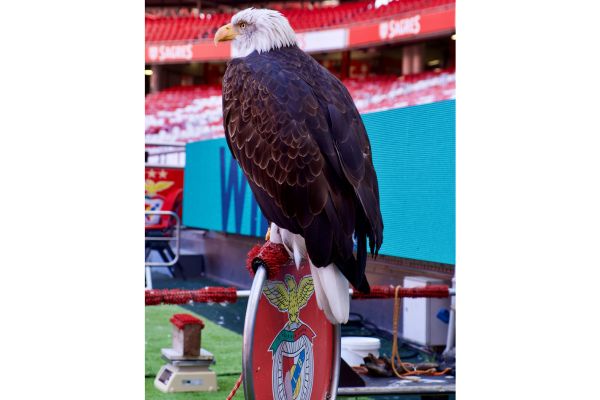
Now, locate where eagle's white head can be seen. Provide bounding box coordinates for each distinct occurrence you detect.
[214,8,297,58]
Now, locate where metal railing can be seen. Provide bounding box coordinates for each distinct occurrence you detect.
[145,210,181,267]
[145,142,186,167]
[145,210,181,290]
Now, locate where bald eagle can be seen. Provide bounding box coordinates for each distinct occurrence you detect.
[215,8,383,324]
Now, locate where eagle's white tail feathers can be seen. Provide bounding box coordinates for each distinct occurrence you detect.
[310,261,349,324]
[309,262,337,323]
[267,223,350,323]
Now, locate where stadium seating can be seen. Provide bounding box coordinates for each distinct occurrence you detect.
[145,0,455,42]
[145,69,455,143]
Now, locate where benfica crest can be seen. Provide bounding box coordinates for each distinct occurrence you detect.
[145,178,175,225]
[245,243,337,400]
[263,275,316,400]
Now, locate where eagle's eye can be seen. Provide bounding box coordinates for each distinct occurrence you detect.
[239,22,246,29]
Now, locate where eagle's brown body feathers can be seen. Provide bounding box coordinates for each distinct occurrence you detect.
[222,45,383,293]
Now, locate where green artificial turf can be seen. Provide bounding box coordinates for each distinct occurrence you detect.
[145,305,245,399]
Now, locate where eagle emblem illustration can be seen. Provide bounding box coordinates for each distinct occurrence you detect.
[145,179,174,197]
[263,275,314,329]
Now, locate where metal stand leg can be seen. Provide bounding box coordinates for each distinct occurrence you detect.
[165,245,186,280]
[443,276,456,358]
[158,248,176,278]
[145,247,153,289]
[146,265,153,289]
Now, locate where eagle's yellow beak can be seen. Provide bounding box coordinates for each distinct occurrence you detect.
[214,23,238,45]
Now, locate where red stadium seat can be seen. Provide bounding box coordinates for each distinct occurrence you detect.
[145,0,454,42]
[145,70,455,143]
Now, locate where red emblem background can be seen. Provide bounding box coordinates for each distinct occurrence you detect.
[251,258,336,399]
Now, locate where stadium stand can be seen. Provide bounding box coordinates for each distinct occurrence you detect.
[145,0,455,42]
[145,69,455,143]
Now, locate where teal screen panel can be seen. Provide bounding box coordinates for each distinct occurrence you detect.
[363,100,455,264]
[183,139,269,237]
[183,99,455,264]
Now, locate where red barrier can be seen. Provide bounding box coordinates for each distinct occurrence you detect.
[145,287,238,306]
[352,284,449,299]
[144,283,450,306]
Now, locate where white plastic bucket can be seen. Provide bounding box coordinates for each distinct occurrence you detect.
[340,336,381,367]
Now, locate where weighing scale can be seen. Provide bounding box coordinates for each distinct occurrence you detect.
[154,347,218,392]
